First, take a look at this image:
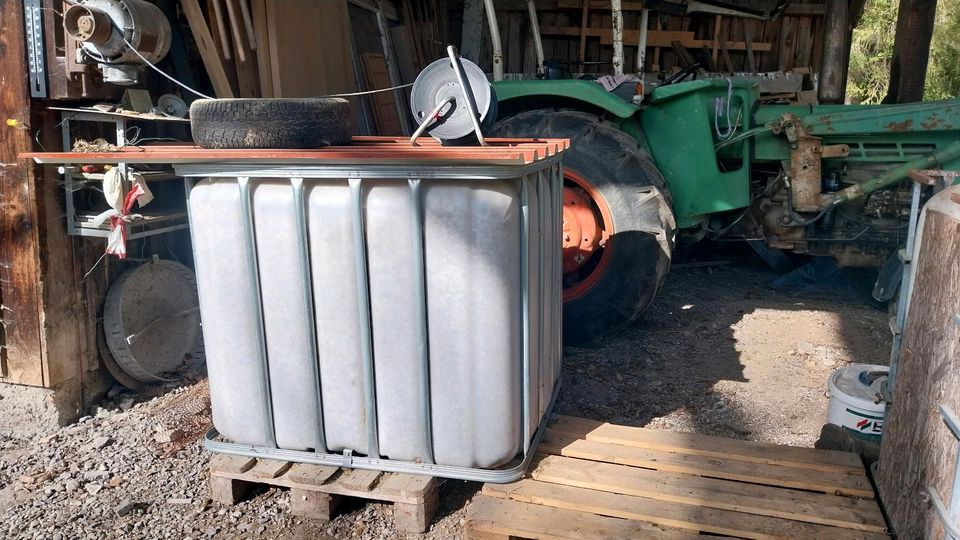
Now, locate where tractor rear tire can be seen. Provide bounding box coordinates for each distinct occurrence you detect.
[491,110,675,345]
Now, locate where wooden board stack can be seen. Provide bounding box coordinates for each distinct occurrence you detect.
[466,415,890,539]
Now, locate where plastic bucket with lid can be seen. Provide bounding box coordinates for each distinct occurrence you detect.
[826,364,888,442]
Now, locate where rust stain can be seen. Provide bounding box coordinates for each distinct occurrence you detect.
[885,119,914,132]
[920,113,953,130]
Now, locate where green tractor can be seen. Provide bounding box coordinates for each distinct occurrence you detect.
[478,3,960,345]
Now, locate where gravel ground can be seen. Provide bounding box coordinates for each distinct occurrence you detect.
[0,251,891,539]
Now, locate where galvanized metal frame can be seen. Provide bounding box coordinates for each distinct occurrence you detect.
[178,156,563,483]
[59,111,190,239]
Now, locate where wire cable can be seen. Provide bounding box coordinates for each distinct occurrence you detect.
[120,35,214,99]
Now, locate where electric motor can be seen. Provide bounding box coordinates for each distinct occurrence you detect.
[63,0,172,85]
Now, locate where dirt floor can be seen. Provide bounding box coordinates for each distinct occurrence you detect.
[0,248,892,539]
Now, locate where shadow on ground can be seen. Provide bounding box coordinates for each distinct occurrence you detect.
[555,243,891,445]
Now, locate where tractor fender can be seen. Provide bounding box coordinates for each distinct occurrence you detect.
[491,79,640,119]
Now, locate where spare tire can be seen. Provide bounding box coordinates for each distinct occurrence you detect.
[190,98,352,149]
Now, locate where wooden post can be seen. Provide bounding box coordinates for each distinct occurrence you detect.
[578,1,589,74]
[0,0,44,386]
[636,7,649,74]
[876,187,960,537]
[460,0,485,64]
[884,0,938,103]
[611,0,624,75]
[818,0,847,103]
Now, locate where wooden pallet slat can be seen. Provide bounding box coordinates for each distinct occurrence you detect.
[286,463,338,486]
[483,480,885,540]
[531,454,887,533]
[336,468,383,492]
[540,431,874,498]
[250,458,291,479]
[549,415,864,473]
[466,496,701,540]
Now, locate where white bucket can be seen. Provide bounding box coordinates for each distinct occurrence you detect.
[827,364,888,442]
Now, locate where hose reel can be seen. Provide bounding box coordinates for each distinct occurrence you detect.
[409,46,497,145]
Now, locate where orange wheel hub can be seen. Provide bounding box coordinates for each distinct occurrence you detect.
[562,187,601,274]
[563,170,613,301]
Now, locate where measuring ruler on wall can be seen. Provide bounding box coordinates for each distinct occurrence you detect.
[24,0,47,98]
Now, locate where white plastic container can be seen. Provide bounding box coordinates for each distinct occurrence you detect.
[827,364,888,441]
[180,146,564,480]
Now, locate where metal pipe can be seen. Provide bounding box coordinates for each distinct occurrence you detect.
[481,0,504,80]
[825,140,960,205]
[519,176,531,455]
[446,46,488,146]
[409,96,455,146]
[238,176,278,448]
[636,9,649,74]
[349,178,380,459]
[408,179,435,465]
[291,177,327,453]
[526,0,545,76]
[611,0,625,76]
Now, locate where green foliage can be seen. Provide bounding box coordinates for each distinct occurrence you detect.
[846,0,960,103]
[925,0,960,99]
[846,0,898,103]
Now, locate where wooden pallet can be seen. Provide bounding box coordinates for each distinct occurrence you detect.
[466,416,890,539]
[209,455,439,533]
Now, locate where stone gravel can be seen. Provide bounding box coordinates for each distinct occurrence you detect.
[0,252,891,539]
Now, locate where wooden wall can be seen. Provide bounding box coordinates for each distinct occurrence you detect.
[1,0,117,393]
[876,186,960,538]
[1,1,46,386]
[456,0,828,76]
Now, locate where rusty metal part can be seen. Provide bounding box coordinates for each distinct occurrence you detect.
[909,169,959,188]
[778,113,849,213]
[824,140,960,206]
[562,170,614,302]
[25,137,571,166]
[789,137,824,212]
[562,186,605,274]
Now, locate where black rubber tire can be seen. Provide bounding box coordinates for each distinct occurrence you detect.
[190,98,352,149]
[491,110,676,345]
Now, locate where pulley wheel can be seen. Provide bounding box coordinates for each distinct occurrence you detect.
[410,56,497,143]
[102,259,203,386]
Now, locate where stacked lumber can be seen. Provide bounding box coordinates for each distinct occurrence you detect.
[472,0,828,76]
[179,0,358,99]
[403,0,446,71]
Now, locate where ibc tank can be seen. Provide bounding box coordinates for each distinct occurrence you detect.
[180,138,565,479]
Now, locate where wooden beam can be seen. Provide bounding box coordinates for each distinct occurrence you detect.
[540,26,772,51]
[0,0,44,386]
[742,19,758,72]
[251,0,274,97]
[180,0,235,97]
[460,0,485,64]
[711,15,721,64]
[784,3,828,16]
[578,1,589,73]
[885,0,937,103]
